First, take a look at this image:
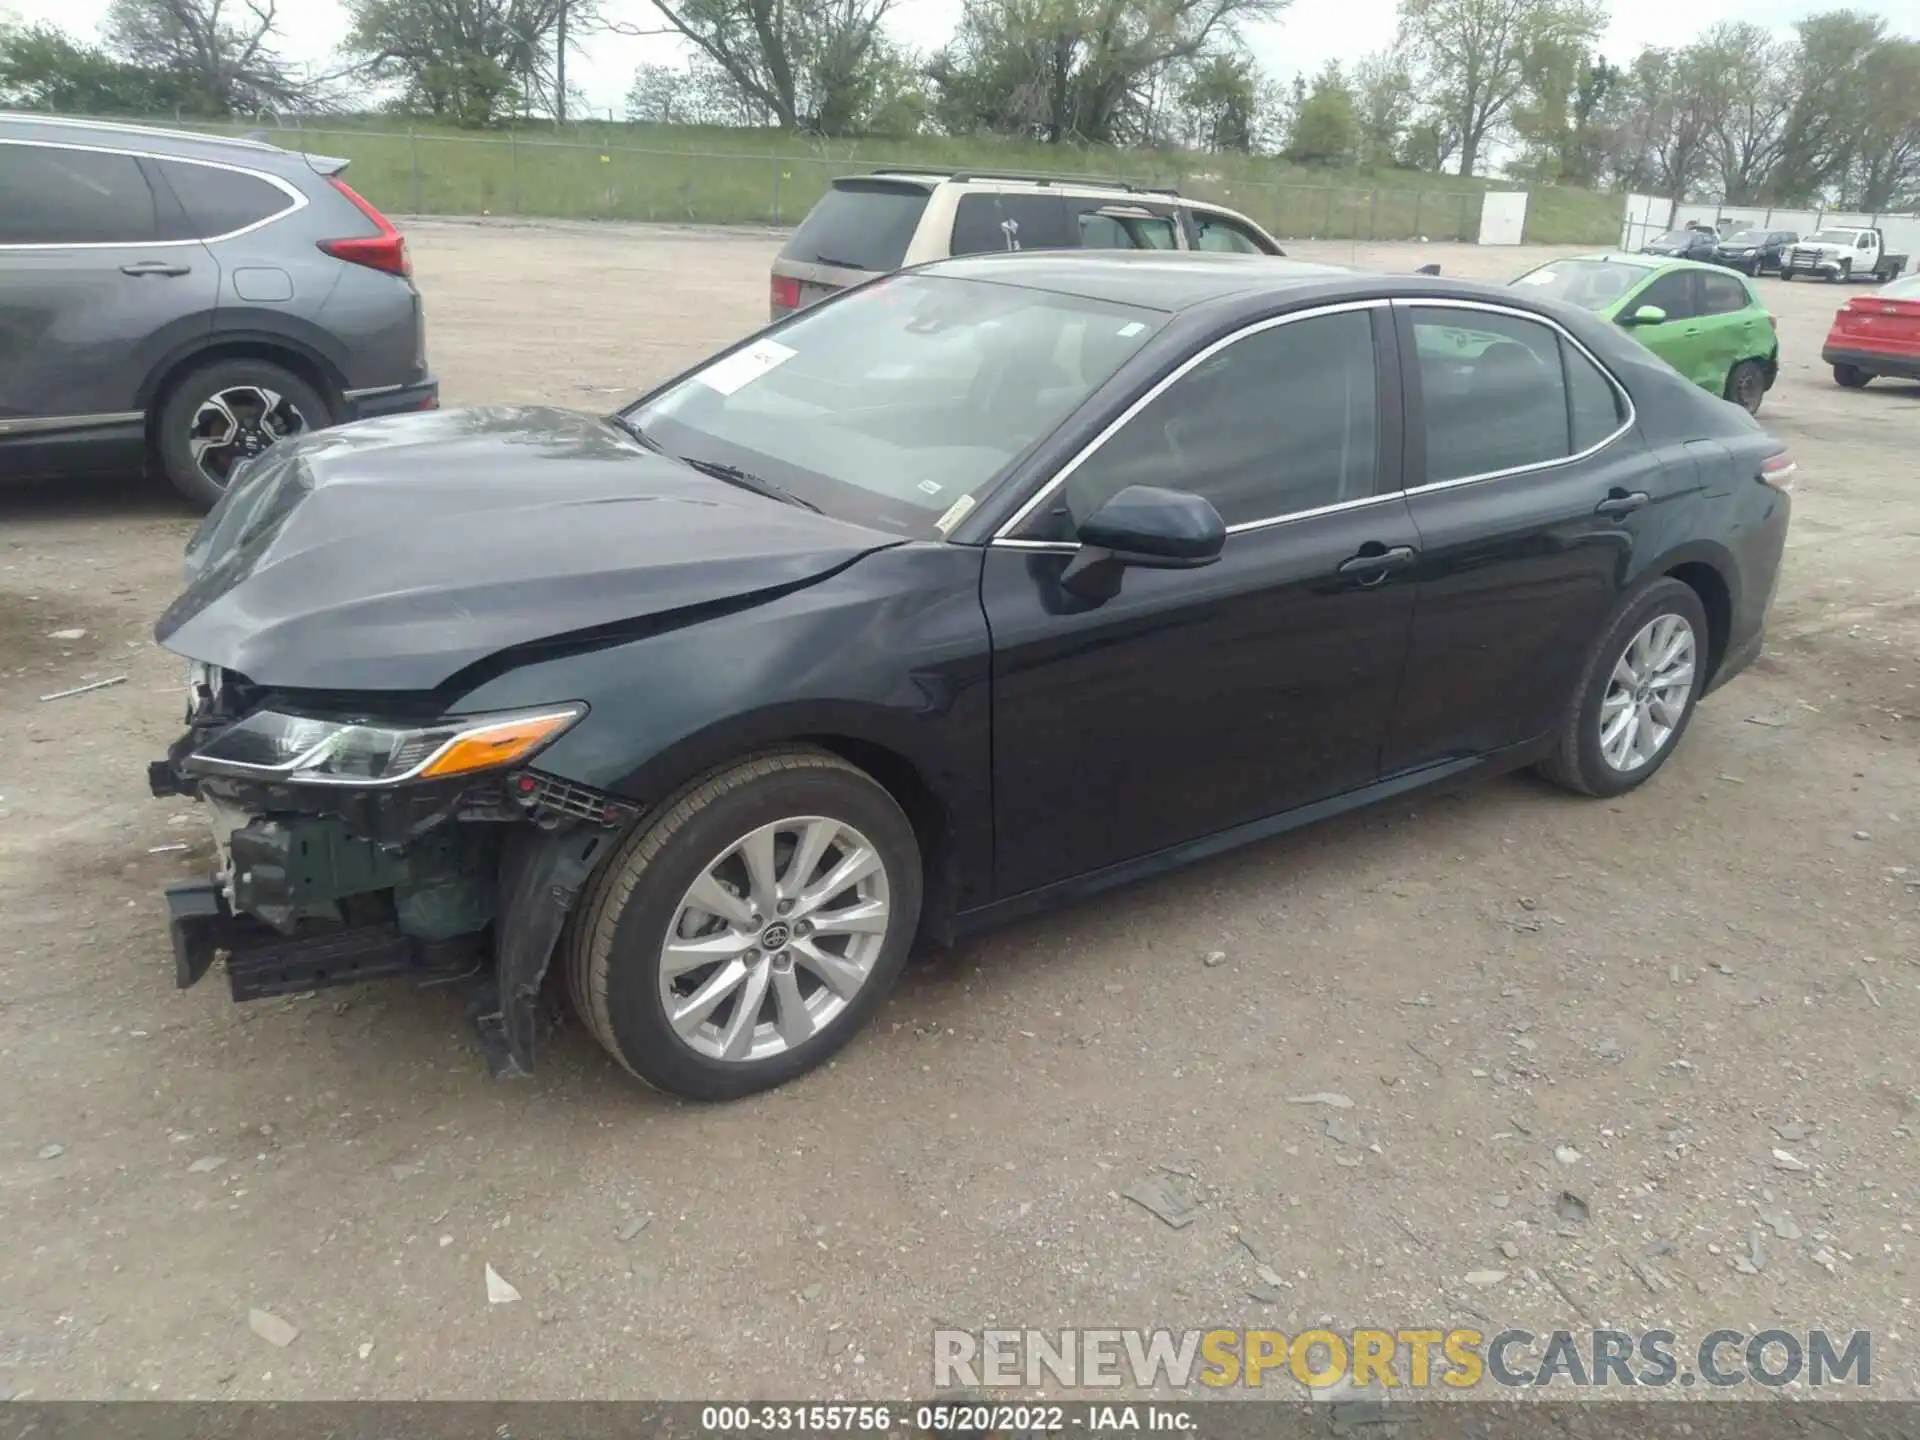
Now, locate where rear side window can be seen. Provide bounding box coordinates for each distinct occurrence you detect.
[157,159,294,239]
[1074,207,1179,250]
[1192,211,1271,254]
[0,143,157,245]
[1699,272,1751,315]
[779,182,928,272]
[950,194,1072,255]
[1411,308,1570,483]
[1563,340,1624,451]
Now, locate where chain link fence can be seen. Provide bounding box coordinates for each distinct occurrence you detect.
[67,117,1618,243]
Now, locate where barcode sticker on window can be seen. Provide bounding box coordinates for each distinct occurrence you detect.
[694,339,796,396]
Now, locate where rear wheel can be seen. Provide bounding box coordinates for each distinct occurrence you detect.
[1725,359,1767,415]
[155,358,331,509]
[1538,578,1709,799]
[1781,267,1795,282]
[1833,363,1872,389]
[563,749,923,1100]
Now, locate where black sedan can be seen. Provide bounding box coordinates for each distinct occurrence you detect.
[1713,229,1800,275]
[151,253,1793,1100]
[1642,226,1721,261]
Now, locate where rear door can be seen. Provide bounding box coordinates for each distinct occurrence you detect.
[1061,195,1181,251]
[948,192,1073,255]
[1381,301,1668,771]
[770,178,931,315]
[0,139,217,474]
[1696,268,1769,381]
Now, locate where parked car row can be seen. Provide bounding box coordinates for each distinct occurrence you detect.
[1641,220,1910,284]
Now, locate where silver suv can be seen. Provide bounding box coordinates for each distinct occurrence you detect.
[0,114,438,508]
[770,170,1286,319]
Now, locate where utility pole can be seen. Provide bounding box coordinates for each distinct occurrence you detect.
[556,0,569,123]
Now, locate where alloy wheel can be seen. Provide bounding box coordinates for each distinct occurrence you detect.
[657,815,891,1062]
[1598,613,1697,772]
[188,385,311,489]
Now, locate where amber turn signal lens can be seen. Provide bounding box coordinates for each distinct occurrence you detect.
[418,711,579,780]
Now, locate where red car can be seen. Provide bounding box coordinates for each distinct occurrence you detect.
[1823,274,1920,388]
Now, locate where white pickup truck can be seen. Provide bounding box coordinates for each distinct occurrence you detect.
[1780,227,1910,283]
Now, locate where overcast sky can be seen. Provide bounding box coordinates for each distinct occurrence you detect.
[4,0,1914,119]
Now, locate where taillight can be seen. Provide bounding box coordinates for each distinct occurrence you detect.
[1759,451,1796,493]
[770,274,801,311]
[319,177,411,278]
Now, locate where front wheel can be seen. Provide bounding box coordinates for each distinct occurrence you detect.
[155,359,332,509]
[1833,363,1872,389]
[1780,267,1795,282]
[1537,578,1710,799]
[563,749,923,1100]
[1725,358,1767,415]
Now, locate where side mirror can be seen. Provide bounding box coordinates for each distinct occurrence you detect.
[1060,485,1226,600]
[1622,304,1667,327]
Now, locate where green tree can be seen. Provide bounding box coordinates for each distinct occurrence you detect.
[1767,10,1886,204]
[1842,35,1920,210]
[1176,50,1259,151]
[1690,22,1789,204]
[1351,49,1414,169]
[0,20,197,112]
[345,0,599,127]
[1283,61,1356,167]
[100,0,319,115]
[1396,0,1603,176]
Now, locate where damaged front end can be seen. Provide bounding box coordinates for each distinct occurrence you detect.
[151,664,634,1078]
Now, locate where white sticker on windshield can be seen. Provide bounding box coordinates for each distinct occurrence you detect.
[933,494,976,535]
[917,480,943,496]
[694,339,796,396]
[1516,270,1560,285]
[1117,321,1147,337]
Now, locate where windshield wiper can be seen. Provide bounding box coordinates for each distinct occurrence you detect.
[808,255,869,272]
[606,412,661,451]
[676,455,822,513]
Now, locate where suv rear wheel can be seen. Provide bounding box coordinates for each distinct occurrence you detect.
[156,358,332,508]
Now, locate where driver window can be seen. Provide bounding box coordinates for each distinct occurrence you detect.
[1858,234,1873,250]
[1035,309,1380,538]
[1629,271,1695,323]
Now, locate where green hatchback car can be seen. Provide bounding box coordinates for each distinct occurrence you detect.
[1510,253,1778,414]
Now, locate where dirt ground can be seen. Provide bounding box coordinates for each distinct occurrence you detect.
[1,221,1915,1404]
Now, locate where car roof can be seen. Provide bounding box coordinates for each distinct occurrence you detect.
[0,111,316,172]
[1561,251,1726,274]
[916,249,1564,315]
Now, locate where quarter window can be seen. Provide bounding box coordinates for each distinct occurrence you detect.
[0,143,158,245]
[1192,211,1271,254]
[156,159,293,238]
[1044,308,1380,534]
[1411,308,1571,483]
[1564,339,1624,452]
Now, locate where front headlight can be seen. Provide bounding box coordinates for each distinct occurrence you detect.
[185,704,585,786]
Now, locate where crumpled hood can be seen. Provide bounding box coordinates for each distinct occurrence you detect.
[156,406,903,692]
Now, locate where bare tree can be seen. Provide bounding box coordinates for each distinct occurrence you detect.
[101,0,322,113]
[1689,23,1790,204]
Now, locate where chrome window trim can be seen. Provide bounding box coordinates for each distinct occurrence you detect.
[1,114,285,153]
[0,138,307,250]
[1393,296,1636,496]
[0,410,144,437]
[991,298,1392,543]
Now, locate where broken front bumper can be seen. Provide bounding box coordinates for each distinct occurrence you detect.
[152,751,632,1078]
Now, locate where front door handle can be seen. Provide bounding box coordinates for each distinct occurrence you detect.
[121,260,192,278]
[1337,544,1417,586]
[1595,489,1651,518]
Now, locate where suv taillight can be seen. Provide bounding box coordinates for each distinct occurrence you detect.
[1759,451,1796,493]
[770,274,801,311]
[319,178,411,278]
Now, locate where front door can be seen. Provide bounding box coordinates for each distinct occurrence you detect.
[1381,301,1674,772]
[1620,268,1712,391]
[0,140,216,473]
[982,303,1421,896]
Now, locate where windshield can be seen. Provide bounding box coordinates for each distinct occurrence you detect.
[1511,258,1646,311]
[1723,231,1763,244]
[1808,230,1861,243]
[1881,273,1920,299]
[623,274,1165,540]
[1653,229,1694,243]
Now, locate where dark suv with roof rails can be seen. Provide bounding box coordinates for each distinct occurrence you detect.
[0,113,437,508]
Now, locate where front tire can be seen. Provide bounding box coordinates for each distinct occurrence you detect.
[155,358,331,509]
[1833,363,1872,388]
[1538,578,1710,799]
[563,749,923,1101]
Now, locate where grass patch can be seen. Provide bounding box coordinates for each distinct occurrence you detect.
[136,115,1620,243]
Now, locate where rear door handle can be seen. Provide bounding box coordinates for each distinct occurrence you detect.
[1337,544,1417,585]
[121,260,192,278]
[1595,490,1651,518]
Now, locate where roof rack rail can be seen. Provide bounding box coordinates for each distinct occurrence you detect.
[891,167,1180,197]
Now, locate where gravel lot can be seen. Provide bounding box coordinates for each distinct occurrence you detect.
[1,221,1915,1402]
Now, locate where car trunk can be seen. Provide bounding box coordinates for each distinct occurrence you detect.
[769,178,931,318]
[1830,293,1920,357]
